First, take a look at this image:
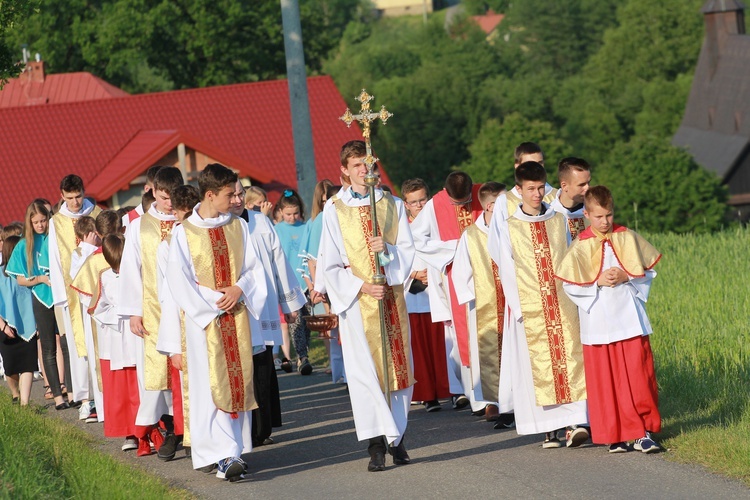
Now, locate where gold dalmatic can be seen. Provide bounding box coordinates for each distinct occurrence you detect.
[182,218,256,414]
[333,194,414,393]
[53,207,101,357]
[70,252,110,391]
[567,217,586,241]
[508,213,586,406]
[140,213,175,391]
[464,224,505,402]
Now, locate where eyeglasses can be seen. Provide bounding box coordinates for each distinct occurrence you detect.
[449,195,472,206]
[405,197,428,207]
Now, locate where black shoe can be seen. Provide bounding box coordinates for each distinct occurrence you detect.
[68,400,82,408]
[368,451,386,472]
[158,434,180,461]
[424,400,441,412]
[55,401,70,410]
[12,397,19,405]
[196,463,216,474]
[298,358,313,375]
[280,358,293,373]
[451,394,469,410]
[388,440,411,465]
[493,412,516,430]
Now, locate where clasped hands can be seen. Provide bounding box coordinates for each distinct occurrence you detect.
[597,267,628,288]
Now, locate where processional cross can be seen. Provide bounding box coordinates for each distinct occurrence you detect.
[339,89,394,406]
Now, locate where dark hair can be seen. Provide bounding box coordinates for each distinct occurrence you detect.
[340,140,368,167]
[558,157,591,182]
[146,166,164,184]
[198,164,238,199]
[116,206,133,219]
[95,210,122,238]
[172,185,200,213]
[444,171,473,201]
[325,185,342,200]
[584,185,614,211]
[514,142,544,165]
[274,188,306,220]
[2,222,23,240]
[153,166,184,195]
[74,216,96,240]
[514,161,547,186]
[60,174,84,194]
[102,233,125,272]
[401,178,429,196]
[2,235,21,272]
[478,181,506,207]
[141,190,156,212]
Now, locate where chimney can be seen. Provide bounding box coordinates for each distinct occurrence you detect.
[701,0,746,77]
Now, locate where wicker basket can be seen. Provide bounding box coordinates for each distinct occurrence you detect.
[303,312,338,332]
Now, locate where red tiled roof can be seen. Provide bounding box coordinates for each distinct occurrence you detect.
[0,70,129,107]
[0,76,391,221]
[471,12,505,35]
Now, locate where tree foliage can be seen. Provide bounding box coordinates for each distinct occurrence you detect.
[0,0,37,86]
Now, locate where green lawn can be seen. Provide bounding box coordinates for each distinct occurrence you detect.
[647,228,750,484]
[0,398,191,499]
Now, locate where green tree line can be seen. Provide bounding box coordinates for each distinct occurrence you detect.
[2,0,729,232]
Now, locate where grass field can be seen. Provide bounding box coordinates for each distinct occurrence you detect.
[0,399,191,499]
[645,228,750,484]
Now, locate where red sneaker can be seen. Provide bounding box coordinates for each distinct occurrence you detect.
[137,437,152,457]
[150,426,165,451]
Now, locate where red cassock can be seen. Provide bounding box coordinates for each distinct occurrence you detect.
[409,312,451,402]
[583,335,662,444]
[100,360,140,438]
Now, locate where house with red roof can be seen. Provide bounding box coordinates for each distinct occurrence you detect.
[0,64,388,222]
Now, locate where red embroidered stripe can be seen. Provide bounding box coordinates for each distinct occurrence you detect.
[492,261,505,372]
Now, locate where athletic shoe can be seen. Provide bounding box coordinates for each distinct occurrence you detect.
[565,425,590,448]
[542,431,562,449]
[158,434,180,461]
[85,402,98,423]
[451,394,469,410]
[633,432,661,453]
[121,437,138,451]
[274,358,283,371]
[493,413,516,430]
[33,371,44,380]
[424,400,441,412]
[609,442,629,453]
[78,402,90,421]
[216,457,246,481]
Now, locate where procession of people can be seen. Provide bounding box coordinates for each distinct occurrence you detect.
[0,139,665,481]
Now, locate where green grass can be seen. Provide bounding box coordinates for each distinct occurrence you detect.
[0,397,192,499]
[647,227,750,484]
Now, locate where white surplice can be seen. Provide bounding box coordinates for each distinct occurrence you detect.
[48,199,97,402]
[320,189,415,446]
[410,199,471,399]
[93,270,137,370]
[452,213,508,409]
[563,243,655,346]
[117,203,177,426]
[163,207,267,469]
[490,203,588,435]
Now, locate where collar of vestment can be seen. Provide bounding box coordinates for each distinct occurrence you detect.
[474,212,490,234]
[551,190,585,217]
[148,203,177,221]
[59,199,96,218]
[340,187,384,206]
[512,202,555,222]
[187,203,233,228]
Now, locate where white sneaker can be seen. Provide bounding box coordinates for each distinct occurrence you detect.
[78,402,90,421]
[122,437,138,451]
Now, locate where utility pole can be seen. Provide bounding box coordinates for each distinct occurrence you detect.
[280,0,317,216]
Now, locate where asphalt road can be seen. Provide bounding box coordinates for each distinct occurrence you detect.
[37,369,750,499]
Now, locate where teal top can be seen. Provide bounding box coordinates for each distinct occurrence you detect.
[6,233,53,308]
[0,265,37,341]
[275,220,308,292]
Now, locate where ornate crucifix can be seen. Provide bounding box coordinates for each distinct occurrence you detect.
[339,89,393,176]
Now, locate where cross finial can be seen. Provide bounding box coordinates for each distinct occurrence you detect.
[339,89,393,173]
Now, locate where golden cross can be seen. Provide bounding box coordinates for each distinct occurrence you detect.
[339,89,393,172]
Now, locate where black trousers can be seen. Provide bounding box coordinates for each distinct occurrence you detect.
[33,297,70,398]
[252,346,282,445]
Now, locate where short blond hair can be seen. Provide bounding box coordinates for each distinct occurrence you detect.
[244,186,267,207]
